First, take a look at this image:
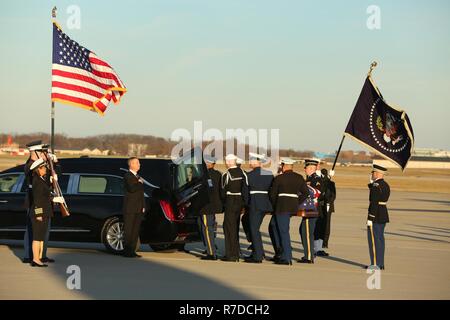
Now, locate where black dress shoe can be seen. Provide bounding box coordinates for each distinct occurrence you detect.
[41,257,55,263]
[244,257,262,263]
[274,260,292,265]
[123,253,135,258]
[316,251,329,257]
[22,258,31,264]
[297,258,314,264]
[269,255,281,262]
[201,255,218,261]
[221,257,239,262]
[31,261,48,267]
[247,244,254,251]
[380,266,385,270]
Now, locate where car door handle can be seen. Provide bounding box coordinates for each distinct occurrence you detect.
[0,200,8,203]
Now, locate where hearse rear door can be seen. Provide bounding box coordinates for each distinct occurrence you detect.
[170,147,211,218]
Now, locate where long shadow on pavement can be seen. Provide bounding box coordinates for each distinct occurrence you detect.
[4,241,253,299]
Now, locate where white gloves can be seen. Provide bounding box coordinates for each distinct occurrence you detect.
[329,170,335,177]
[53,196,64,203]
[315,170,322,177]
[369,175,374,184]
[48,153,58,163]
[367,220,373,227]
[50,174,58,183]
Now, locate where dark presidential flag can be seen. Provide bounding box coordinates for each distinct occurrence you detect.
[51,22,127,115]
[344,77,414,170]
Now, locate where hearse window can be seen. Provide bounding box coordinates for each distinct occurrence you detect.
[20,174,70,194]
[0,174,20,193]
[175,164,204,189]
[78,175,123,194]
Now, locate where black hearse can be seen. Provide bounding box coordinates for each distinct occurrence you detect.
[0,148,210,253]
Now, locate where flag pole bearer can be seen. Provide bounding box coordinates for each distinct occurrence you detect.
[51,6,57,153]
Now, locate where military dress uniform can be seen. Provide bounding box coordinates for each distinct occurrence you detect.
[31,170,53,243]
[367,165,390,269]
[23,157,35,261]
[199,157,223,260]
[270,159,308,265]
[300,161,321,263]
[221,164,248,261]
[245,162,274,263]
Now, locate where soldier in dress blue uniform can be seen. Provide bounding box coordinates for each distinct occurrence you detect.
[198,155,223,261]
[268,162,283,261]
[299,159,321,263]
[270,158,308,265]
[243,153,274,263]
[365,164,390,270]
[220,154,249,262]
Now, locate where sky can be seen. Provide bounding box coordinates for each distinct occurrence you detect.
[1,0,449,153]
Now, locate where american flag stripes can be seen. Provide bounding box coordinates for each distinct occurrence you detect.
[51,22,126,115]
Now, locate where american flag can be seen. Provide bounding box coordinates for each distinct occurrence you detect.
[51,22,126,115]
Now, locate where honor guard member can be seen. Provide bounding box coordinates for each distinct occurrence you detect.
[29,159,62,267]
[299,158,322,263]
[366,164,390,270]
[236,157,252,249]
[198,155,223,260]
[244,153,274,263]
[23,141,43,263]
[270,157,308,265]
[221,154,248,262]
[321,169,336,249]
[268,161,283,262]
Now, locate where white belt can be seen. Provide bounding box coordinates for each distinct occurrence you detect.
[278,193,298,198]
[227,192,241,196]
[378,202,387,205]
[250,191,268,195]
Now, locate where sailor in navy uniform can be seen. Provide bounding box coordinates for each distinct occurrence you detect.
[366,164,390,270]
[299,158,321,263]
[23,141,57,264]
[220,154,249,262]
[198,155,223,260]
[243,153,274,263]
[270,158,308,265]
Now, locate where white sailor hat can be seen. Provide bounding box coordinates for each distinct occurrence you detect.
[249,152,266,162]
[280,157,296,165]
[26,140,47,151]
[204,155,216,164]
[225,154,238,161]
[30,158,46,170]
[372,164,388,175]
[304,158,320,168]
[236,157,244,165]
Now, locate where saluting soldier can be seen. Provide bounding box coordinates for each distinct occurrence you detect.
[244,153,273,263]
[198,155,223,261]
[299,158,321,263]
[269,158,308,265]
[365,164,390,270]
[221,154,248,262]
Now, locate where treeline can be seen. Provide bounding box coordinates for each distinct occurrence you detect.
[0,133,315,158]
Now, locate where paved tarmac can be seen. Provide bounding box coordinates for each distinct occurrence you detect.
[1,188,449,299]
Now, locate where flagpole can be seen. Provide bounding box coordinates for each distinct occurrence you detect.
[331,135,345,171]
[51,6,57,153]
